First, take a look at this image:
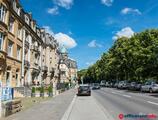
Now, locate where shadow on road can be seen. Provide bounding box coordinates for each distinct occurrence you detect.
[149,94,158,98]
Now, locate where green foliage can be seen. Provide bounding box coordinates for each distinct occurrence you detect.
[40,87,44,93]
[31,87,36,93]
[48,86,53,93]
[82,29,158,83]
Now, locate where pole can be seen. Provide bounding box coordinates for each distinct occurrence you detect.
[0,81,2,117]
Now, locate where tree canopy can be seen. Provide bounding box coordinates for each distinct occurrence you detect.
[79,29,158,83]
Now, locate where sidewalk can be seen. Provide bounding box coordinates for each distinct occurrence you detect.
[2,89,76,120]
[62,95,111,120]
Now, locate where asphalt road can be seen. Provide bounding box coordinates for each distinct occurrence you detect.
[92,88,158,120]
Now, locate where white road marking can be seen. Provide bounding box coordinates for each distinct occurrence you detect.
[61,95,77,120]
[112,92,116,94]
[112,91,131,98]
[147,101,158,106]
[123,95,131,98]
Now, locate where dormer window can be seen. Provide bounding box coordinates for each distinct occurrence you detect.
[0,4,6,23]
[25,15,29,25]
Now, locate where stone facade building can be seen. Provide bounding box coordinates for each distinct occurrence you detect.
[0,0,77,93]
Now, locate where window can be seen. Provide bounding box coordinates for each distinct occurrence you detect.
[25,15,29,24]
[18,25,22,39]
[17,46,21,60]
[15,70,19,86]
[8,40,13,57]
[6,71,11,87]
[0,4,6,22]
[8,16,14,33]
[0,32,4,50]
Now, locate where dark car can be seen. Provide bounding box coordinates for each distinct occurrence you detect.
[77,84,91,96]
[92,83,100,90]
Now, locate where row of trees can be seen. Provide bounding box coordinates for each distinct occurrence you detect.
[78,29,158,83]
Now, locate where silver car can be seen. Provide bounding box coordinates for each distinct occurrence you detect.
[141,81,158,93]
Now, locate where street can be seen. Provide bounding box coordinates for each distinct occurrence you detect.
[61,87,158,120]
[93,88,158,120]
[3,88,158,120]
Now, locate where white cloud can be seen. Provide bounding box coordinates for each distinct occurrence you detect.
[43,26,54,36]
[47,6,59,15]
[53,0,73,9]
[113,27,134,40]
[121,8,142,15]
[54,32,77,49]
[101,0,113,7]
[88,40,103,48]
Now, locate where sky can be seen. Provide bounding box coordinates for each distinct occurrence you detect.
[20,0,158,70]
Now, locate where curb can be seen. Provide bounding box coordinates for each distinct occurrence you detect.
[61,95,77,120]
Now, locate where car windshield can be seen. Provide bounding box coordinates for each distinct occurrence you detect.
[3,1,158,120]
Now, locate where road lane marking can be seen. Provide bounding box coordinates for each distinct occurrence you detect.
[61,95,77,120]
[147,101,158,106]
[123,95,131,98]
[112,92,116,94]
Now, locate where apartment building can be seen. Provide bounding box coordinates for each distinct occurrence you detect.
[0,0,22,87]
[0,0,77,91]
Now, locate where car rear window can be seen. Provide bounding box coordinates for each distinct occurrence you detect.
[79,86,89,90]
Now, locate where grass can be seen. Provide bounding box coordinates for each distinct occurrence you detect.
[17,97,52,111]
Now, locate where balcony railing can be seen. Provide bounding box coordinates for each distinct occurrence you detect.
[25,40,29,47]
[31,45,40,54]
[0,50,7,60]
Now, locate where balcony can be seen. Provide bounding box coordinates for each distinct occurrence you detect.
[42,66,48,72]
[49,67,55,73]
[31,45,40,54]
[31,63,41,75]
[25,40,29,47]
[24,60,30,68]
[0,50,7,60]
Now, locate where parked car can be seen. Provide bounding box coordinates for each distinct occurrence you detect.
[117,81,130,89]
[105,81,111,87]
[114,82,119,88]
[77,84,91,96]
[128,82,137,90]
[141,81,158,93]
[100,80,106,87]
[92,83,100,90]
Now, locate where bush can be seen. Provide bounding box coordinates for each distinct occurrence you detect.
[32,87,35,93]
[31,87,36,97]
[48,86,53,93]
[40,87,44,93]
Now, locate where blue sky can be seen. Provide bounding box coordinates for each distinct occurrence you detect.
[20,0,158,70]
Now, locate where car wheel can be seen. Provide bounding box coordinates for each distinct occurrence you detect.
[149,88,153,93]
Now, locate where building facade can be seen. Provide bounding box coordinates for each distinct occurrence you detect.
[0,0,77,93]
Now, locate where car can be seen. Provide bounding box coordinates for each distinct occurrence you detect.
[92,83,100,90]
[100,80,106,87]
[128,82,137,90]
[117,81,130,89]
[141,81,158,93]
[105,81,110,87]
[114,82,119,88]
[77,84,91,96]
